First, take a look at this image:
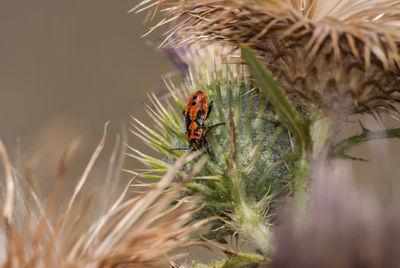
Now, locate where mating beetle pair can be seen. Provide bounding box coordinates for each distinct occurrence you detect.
[168,90,224,157]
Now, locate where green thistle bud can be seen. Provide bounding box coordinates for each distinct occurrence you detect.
[131,50,294,253]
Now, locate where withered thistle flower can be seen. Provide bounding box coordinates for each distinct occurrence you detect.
[0,126,208,268]
[133,0,400,116]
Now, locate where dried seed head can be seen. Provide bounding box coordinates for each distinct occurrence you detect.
[135,0,400,116]
[0,133,206,267]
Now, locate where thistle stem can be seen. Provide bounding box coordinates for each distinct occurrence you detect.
[310,114,334,159]
[293,153,310,209]
[293,113,334,208]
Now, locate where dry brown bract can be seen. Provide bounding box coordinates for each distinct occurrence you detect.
[134,0,400,116]
[0,126,207,268]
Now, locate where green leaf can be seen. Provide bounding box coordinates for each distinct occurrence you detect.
[241,45,310,152]
[332,127,400,158]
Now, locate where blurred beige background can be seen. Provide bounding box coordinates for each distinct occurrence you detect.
[0,0,173,187]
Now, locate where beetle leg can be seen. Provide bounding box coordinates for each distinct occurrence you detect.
[204,122,225,136]
[206,101,214,120]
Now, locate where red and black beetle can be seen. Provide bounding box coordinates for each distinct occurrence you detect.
[168,90,224,157]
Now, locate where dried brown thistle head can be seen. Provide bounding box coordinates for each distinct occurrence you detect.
[0,126,208,268]
[134,0,400,117]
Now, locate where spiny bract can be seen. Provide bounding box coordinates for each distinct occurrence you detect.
[133,0,400,117]
[131,51,294,252]
[0,128,207,268]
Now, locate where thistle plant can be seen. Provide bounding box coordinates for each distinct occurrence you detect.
[130,0,400,265]
[131,49,293,255]
[3,1,400,267]
[133,0,400,156]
